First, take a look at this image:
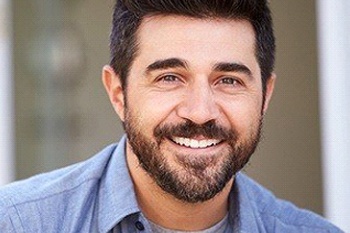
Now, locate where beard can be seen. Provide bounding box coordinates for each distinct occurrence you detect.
[124,110,262,203]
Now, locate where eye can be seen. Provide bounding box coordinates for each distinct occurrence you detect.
[215,76,246,94]
[156,73,185,85]
[217,77,242,86]
[154,73,184,90]
[160,74,180,82]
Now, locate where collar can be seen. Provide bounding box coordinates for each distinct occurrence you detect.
[97,135,140,233]
[230,173,265,233]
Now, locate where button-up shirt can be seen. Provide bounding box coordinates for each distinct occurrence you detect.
[0,136,343,232]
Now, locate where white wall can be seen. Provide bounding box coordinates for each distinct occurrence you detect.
[317,0,350,231]
[0,0,15,186]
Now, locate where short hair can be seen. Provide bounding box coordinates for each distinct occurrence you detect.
[110,0,275,95]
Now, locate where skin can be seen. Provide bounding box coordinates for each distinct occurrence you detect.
[103,15,275,231]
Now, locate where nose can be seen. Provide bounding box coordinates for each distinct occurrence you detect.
[176,81,220,125]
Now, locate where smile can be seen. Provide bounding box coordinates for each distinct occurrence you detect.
[171,137,221,149]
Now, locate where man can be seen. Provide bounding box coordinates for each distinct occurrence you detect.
[0,0,343,232]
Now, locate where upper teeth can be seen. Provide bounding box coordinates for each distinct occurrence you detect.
[172,137,220,149]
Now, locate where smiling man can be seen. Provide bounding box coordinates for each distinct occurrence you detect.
[0,0,344,232]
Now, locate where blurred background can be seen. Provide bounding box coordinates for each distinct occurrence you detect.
[0,0,349,231]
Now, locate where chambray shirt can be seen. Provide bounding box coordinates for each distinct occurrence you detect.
[0,136,343,233]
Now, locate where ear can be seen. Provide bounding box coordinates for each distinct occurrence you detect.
[102,65,125,121]
[262,73,276,115]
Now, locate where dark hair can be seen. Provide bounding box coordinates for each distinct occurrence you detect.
[110,0,275,95]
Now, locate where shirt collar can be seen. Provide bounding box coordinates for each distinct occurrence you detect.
[97,135,140,233]
[229,172,263,233]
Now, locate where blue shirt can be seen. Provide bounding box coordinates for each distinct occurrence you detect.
[0,136,343,233]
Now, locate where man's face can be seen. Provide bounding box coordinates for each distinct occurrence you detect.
[106,16,275,203]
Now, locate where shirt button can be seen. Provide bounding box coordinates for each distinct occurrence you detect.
[135,221,145,231]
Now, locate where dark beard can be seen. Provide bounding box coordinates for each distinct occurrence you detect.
[125,115,262,203]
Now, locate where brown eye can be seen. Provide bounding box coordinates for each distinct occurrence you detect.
[219,77,241,86]
[215,76,246,94]
[161,74,179,82]
[154,73,184,90]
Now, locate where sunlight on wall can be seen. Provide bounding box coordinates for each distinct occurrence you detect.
[0,0,15,186]
[317,0,350,231]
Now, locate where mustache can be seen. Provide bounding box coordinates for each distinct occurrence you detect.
[154,120,237,142]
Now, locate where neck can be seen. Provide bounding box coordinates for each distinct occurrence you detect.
[126,144,233,231]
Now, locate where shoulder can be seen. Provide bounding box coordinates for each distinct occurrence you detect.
[0,143,117,205]
[235,173,343,232]
[0,143,118,230]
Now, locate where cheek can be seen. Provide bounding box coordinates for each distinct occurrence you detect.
[221,99,262,134]
[126,89,180,130]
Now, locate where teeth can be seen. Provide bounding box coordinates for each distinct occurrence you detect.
[172,137,220,149]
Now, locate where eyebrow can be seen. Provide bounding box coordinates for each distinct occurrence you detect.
[213,62,253,79]
[145,58,188,74]
[145,59,253,79]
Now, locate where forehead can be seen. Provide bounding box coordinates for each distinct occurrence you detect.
[138,15,256,46]
[134,15,259,74]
